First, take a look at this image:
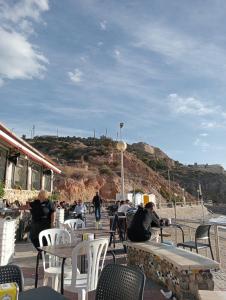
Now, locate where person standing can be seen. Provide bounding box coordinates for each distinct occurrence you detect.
[29,190,56,249]
[92,192,102,221]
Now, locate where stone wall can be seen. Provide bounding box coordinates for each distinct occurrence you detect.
[4,189,47,203]
[127,247,215,300]
[156,205,209,220]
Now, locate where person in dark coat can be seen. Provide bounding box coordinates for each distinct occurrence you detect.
[127,202,160,242]
[29,190,56,249]
[92,192,102,221]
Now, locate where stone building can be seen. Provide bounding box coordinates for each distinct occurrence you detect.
[0,122,61,202]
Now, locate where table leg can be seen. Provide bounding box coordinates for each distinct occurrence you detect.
[160,227,163,243]
[35,250,42,288]
[60,257,66,294]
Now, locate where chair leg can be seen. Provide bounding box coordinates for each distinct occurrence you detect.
[43,274,48,286]
[53,275,59,291]
[209,245,214,260]
[78,289,86,300]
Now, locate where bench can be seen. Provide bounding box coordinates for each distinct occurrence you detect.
[123,241,220,300]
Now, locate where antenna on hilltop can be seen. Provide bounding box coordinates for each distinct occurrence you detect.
[32,125,35,138]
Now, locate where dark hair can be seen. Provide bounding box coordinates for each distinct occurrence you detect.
[145,202,155,209]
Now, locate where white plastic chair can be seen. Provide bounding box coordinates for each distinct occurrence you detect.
[64,238,108,300]
[64,219,85,230]
[39,228,71,291]
[64,219,85,242]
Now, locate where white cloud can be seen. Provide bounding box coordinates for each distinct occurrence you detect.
[100,20,107,30]
[200,133,208,137]
[114,49,121,59]
[0,28,47,80]
[0,0,49,82]
[68,68,83,83]
[1,0,49,23]
[200,121,222,129]
[0,78,4,87]
[193,138,210,152]
[168,93,217,116]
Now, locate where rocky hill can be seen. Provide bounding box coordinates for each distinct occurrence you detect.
[127,142,226,204]
[27,136,196,204]
[27,136,226,204]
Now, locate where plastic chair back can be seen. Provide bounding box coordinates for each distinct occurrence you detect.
[95,264,146,300]
[64,219,85,230]
[0,265,24,292]
[70,238,108,292]
[39,228,71,271]
[195,224,211,240]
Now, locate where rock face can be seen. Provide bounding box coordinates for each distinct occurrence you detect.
[28,136,226,204]
[27,136,196,203]
[170,166,226,203]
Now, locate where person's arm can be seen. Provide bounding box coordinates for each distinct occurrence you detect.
[151,211,160,227]
[143,212,152,231]
[51,211,56,227]
[50,201,56,227]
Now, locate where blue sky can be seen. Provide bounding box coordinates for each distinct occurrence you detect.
[1,1,226,167]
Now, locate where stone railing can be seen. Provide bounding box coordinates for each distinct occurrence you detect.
[124,241,219,300]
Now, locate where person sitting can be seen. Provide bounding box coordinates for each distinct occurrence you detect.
[127,202,160,242]
[118,199,131,214]
[74,199,86,220]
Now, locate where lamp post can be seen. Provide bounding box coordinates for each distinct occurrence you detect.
[117,140,127,201]
[182,188,186,205]
[198,183,205,223]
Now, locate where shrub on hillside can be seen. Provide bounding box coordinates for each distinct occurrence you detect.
[99,165,113,175]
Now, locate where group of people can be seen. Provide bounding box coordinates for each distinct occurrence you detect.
[27,190,103,249]
[113,199,161,243]
[12,187,162,249]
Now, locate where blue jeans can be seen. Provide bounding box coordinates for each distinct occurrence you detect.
[95,206,101,221]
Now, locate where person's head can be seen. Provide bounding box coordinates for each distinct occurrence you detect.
[38,190,48,202]
[96,191,99,196]
[125,199,130,204]
[120,200,125,206]
[78,199,82,205]
[145,202,155,212]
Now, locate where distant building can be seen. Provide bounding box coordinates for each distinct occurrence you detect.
[0,123,61,202]
[192,163,224,174]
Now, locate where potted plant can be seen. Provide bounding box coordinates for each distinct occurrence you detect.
[0,181,5,199]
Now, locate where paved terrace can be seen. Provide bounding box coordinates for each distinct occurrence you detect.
[11,210,226,299]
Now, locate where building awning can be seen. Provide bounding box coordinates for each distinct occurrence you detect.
[0,129,61,174]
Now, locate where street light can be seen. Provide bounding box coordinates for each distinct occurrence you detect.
[116,140,127,201]
[182,188,186,205]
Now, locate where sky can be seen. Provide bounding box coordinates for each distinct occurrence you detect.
[1,1,226,167]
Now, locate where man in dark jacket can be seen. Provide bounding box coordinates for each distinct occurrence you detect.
[92,192,102,221]
[127,202,160,242]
